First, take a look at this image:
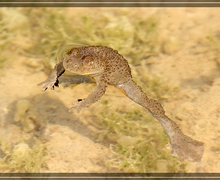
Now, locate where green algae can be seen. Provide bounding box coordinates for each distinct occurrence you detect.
[93,100,186,172]
[0,139,47,172]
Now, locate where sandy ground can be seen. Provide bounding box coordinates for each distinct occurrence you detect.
[0,8,220,173]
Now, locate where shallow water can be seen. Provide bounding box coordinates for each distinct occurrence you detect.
[0,7,220,173]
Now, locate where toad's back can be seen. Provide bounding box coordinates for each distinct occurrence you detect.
[63,46,132,85]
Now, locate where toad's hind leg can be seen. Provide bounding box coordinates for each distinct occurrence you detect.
[59,75,95,87]
[117,79,204,161]
[154,113,204,161]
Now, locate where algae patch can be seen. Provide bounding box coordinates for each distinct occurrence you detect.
[0,98,47,172]
[92,102,186,172]
[0,140,47,172]
[19,8,160,68]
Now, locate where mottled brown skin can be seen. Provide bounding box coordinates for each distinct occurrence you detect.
[39,46,204,162]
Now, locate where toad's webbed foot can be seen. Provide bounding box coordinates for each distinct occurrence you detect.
[38,78,59,91]
[169,130,204,162]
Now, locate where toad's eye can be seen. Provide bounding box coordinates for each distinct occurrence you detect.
[82,55,94,66]
[67,48,81,57]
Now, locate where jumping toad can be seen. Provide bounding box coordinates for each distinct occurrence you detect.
[39,46,204,162]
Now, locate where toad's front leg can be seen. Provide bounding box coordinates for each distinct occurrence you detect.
[70,78,108,113]
[38,61,65,91]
